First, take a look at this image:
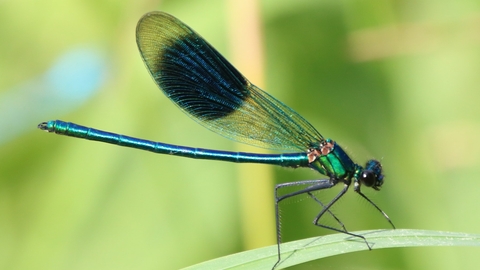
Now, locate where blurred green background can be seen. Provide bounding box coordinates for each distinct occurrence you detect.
[1,0,480,269]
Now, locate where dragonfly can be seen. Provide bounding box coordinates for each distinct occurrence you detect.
[38,11,395,269]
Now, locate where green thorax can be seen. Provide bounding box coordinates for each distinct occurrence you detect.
[307,139,358,179]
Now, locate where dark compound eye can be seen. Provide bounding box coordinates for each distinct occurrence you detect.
[361,170,376,187]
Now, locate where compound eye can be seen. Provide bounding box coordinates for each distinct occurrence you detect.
[361,170,375,187]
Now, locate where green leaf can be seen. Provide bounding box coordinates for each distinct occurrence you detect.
[181,229,480,270]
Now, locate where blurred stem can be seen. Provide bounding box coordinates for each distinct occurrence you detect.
[226,0,276,249]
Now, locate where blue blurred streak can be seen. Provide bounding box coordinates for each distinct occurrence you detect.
[0,47,108,144]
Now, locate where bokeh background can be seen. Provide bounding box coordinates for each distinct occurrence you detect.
[1,0,480,269]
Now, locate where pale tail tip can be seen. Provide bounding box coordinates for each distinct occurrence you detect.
[38,122,48,130]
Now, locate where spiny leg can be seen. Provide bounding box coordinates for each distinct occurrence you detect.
[312,183,372,249]
[273,179,336,269]
[354,188,395,229]
[307,191,347,232]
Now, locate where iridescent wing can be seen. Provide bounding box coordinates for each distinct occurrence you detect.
[136,11,323,151]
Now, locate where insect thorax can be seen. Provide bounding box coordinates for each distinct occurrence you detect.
[307,139,357,180]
